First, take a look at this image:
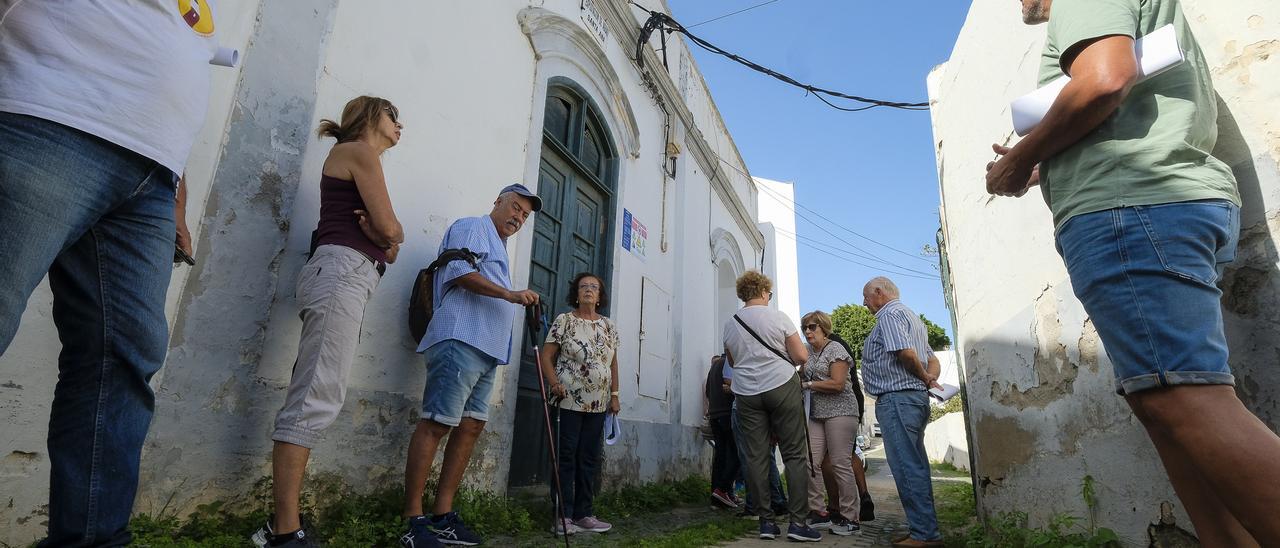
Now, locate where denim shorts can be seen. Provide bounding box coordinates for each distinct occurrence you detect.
[422,339,499,426]
[1055,199,1240,395]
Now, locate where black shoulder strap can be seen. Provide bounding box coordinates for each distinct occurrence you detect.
[734,314,791,364]
[427,247,479,273]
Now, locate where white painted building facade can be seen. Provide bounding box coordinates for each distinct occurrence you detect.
[0,1,799,541]
[754,177,802,328]
[930,0,1279,543]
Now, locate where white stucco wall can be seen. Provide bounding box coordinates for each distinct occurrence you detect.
[0,1,781,543]
[931,1,1279,543]
[754,177,802,328]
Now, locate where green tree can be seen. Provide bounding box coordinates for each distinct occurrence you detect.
[920,314,952,350]
[830,304,876,364]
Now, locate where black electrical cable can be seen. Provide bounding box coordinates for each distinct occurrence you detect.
[629,4,930,112]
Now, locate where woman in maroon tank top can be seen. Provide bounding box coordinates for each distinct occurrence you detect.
[256,96,405,546]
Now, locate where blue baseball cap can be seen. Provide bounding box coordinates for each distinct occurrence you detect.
[499,183,542,212]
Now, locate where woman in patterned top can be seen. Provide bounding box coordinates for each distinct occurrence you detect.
[539,272,620,536]
[799,310,862,536]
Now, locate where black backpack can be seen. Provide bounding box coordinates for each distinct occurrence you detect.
[408,248,480,342]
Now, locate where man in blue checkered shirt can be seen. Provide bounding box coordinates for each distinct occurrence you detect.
[860,277,943,548]
[400,184,542,547]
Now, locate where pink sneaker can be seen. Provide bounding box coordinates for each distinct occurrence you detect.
[574,516,612,533]
[551,518,582,535]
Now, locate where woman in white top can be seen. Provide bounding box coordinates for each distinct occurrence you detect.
[721,271,821,542]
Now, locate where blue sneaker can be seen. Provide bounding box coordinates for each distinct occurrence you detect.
[400,516,443,548]
[759,519,781,540]
[787,522,822,542]
[430,512,483,546]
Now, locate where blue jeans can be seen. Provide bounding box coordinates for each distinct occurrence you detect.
[555,408,606,520]
[0,112,177,546]
[877,390,940,541]
[422,340,498,426]
[730,402,786,513]
[1055,200,1239,395]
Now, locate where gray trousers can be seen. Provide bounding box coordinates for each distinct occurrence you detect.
[735,374,810,524]
[272,245,380,448]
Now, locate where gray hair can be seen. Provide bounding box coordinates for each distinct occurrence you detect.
[866,276,900,298]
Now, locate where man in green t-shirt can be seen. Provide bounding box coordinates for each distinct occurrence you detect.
[986,0,1280,543]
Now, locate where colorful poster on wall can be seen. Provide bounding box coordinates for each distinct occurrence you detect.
[621,208,647,261]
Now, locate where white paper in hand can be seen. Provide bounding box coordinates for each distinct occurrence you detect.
[1011,24,1184,136]
[929,383,961,403]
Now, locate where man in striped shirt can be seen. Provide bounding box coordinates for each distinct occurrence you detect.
[860,277,943,548]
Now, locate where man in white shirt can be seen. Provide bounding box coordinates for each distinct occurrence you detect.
[0,1,218,545]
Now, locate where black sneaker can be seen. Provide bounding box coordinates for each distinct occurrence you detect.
[806,510,832,529]
[759,519,782,540]
[860,493,875,522]
[266,528,314,547]
[829,517,860,536]
[430,512,482,546]
[252,514,308,547]
[787,522,822,542]
[401,515,443,548]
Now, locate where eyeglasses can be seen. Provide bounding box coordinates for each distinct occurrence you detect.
[383,107,398,124]
[802,324,820,332]
[579,283,601,290]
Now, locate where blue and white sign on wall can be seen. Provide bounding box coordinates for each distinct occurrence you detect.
[621,208,647,261]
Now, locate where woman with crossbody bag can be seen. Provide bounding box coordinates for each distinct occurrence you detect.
[721,271,822,542]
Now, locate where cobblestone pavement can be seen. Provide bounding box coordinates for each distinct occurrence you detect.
[722,444,946,547]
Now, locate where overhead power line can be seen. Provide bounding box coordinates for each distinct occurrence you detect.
[687,0,780,29]
[711,153,938,274]
[629,2,930,112]
[772,225,940,281]
[753,176,934,264]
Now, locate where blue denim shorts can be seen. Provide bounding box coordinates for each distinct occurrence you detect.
[1056,199,1240,395]
[422,339,499,426]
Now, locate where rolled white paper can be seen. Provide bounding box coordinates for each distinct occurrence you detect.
[1011,24,1184,136]
[210,46,239,67]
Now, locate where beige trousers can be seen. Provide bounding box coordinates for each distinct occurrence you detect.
[807,414,860,518]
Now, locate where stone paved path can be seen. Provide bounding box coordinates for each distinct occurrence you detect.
[722,442,962,547]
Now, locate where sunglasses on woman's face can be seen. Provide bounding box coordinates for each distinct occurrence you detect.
[803,324,819,332]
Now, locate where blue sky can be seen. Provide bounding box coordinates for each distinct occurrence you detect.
[668,0,974,335]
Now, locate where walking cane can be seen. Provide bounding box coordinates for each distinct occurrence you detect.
[526,302,571,548]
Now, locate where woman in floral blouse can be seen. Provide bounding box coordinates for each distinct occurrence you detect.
[799,310,862,536]
[540,272,620,536]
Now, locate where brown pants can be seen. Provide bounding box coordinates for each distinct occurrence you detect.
[807,414,859,518]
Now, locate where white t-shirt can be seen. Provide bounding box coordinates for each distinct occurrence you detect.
[722,305,798,397]
[0,0,219,176]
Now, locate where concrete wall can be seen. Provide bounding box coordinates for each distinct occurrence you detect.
[0,1,783,543]
[924,412,969,472]
[929,0,1280,543]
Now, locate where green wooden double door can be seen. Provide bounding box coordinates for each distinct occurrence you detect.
[508,84,616,489]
